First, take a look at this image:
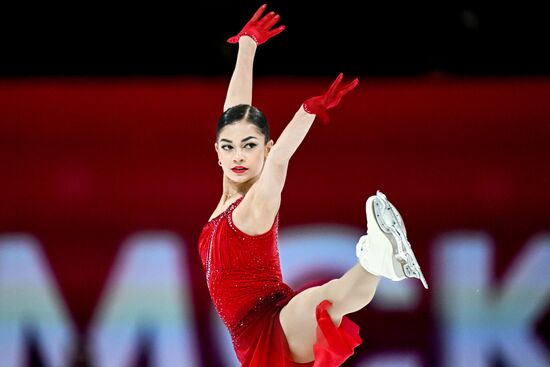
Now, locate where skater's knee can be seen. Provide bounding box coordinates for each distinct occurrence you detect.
[323,278,340,295]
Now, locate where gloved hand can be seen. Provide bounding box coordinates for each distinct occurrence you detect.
[227,4,285,45]
[302,73,359,125]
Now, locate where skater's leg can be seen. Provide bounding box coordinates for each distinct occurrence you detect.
[279,191,428,363]
[279,263,379,363]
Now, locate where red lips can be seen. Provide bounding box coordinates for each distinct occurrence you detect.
[231,166,248,173]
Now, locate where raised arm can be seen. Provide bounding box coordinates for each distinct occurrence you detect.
[269,73,359,163]
[248,74,359,225]
[223,38,256,111]
[223,4,285,111]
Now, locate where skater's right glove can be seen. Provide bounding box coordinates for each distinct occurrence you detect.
[302,73,359,125]
[227,4,285,45]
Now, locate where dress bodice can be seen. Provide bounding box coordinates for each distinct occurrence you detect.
[198,196,295,331]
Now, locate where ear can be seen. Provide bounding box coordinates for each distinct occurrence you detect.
[265,139,274,155]
[214,141,219,154]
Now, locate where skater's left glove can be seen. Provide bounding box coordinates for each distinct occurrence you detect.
[227,4,285,45]
[302,73,359,125]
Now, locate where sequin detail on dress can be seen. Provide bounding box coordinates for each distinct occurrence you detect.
[198,195,362,366]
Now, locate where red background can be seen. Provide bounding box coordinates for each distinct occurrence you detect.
[1,75,549,366]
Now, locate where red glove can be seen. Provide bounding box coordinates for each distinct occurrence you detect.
[303,73,359,125]
[227,4,285,45]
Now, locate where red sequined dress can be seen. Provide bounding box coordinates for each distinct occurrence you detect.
[198,195,362,366]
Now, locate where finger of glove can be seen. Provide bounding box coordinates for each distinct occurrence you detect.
[228,5,267,45]
[327,78,359,108]
[258,11,276,27]
[250,4,267,23]
[325,73,344,101]
[263,13,281,30]
[266,25,285,39]
[327,78,358,108]
[338,78,359,95]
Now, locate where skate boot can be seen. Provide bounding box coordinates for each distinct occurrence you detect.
[355,190,428,289]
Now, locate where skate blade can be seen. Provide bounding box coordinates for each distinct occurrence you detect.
[373,191,429,289]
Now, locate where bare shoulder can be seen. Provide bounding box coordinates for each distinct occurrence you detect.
[208,194,241,222]
[232,185,281,236]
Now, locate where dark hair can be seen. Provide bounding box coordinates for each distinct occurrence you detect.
[216,104,270,144]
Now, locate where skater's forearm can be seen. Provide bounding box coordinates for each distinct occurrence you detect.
[223,37,257,111]
[269,106,316,164]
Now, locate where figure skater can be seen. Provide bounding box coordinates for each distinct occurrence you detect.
[198,5,428,366]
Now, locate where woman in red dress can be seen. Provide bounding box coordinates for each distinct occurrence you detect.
[198,5,428,366]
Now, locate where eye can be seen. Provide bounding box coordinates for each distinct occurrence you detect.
[222,145,233,151]
[245,143,257,149]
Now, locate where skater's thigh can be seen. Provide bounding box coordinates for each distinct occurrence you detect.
[279,280,336,363]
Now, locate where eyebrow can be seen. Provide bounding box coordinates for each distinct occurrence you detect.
[220,136,258,143]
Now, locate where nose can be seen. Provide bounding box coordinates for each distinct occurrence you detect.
[233,148,245,162]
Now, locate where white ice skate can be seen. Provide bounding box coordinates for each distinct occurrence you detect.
[356,190,428,289]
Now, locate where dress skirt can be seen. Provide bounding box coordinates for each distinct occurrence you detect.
[231,290,362,366]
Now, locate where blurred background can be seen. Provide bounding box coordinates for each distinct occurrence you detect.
[1,1,549,366]
[2,2,550,77]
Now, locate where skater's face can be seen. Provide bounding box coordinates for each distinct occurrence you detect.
[215,121,274,183]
